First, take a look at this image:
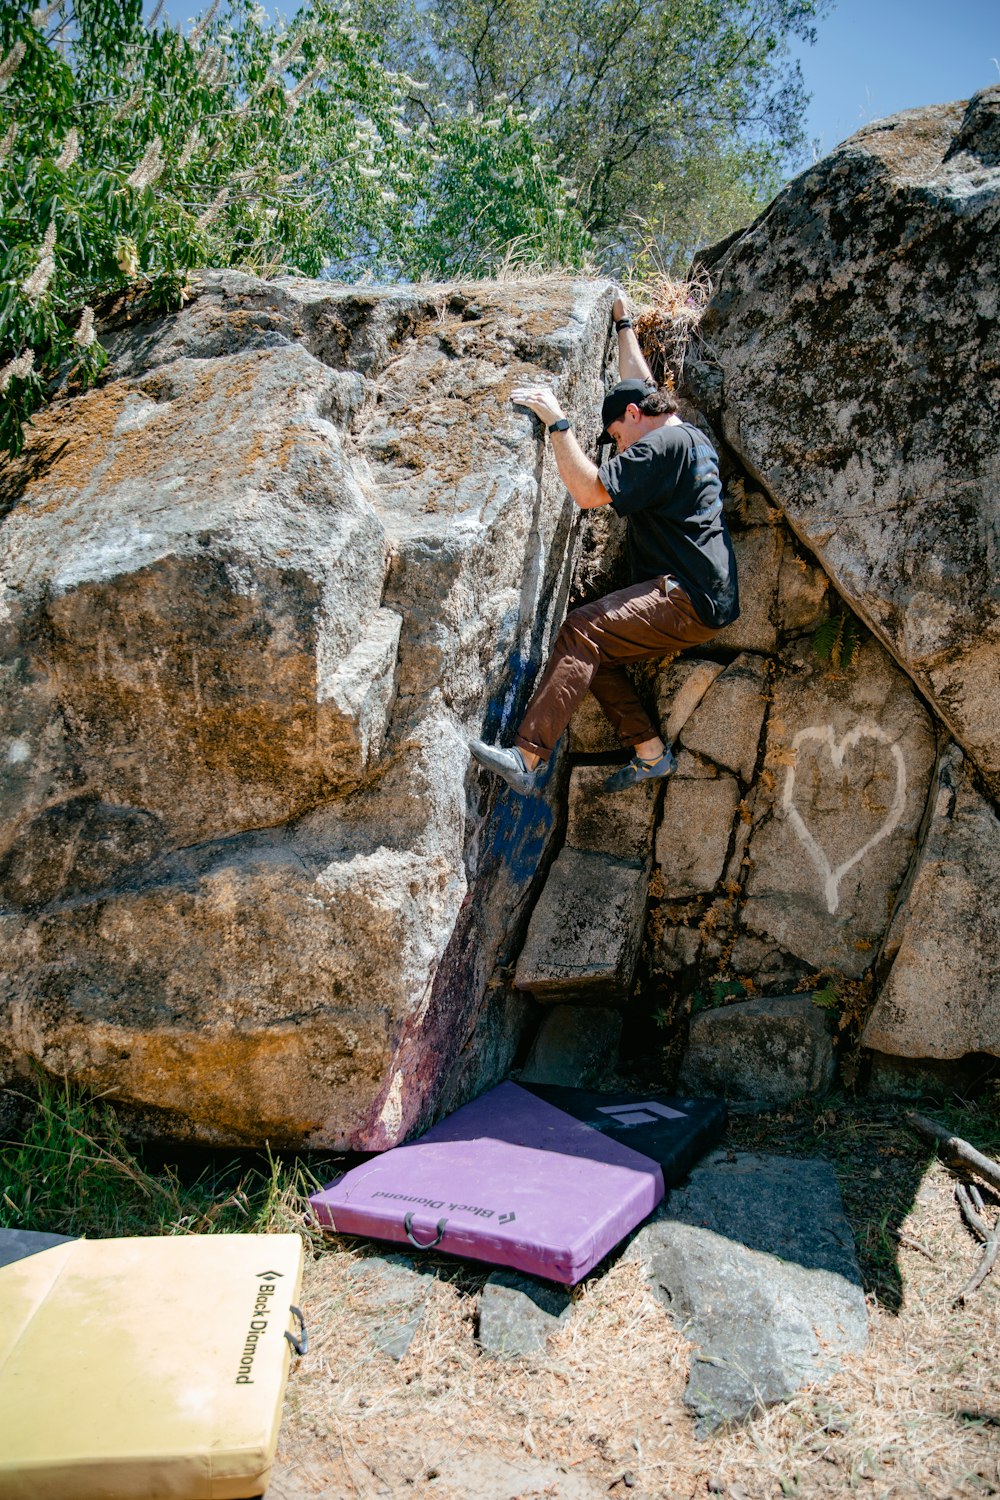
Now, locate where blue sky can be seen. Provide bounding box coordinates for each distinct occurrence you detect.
[159,0,1000,175]
[789,0,1000,161]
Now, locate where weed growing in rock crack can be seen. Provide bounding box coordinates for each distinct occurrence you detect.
[0,1072,327,1243]
[811,979,841,1012]
[689,977,747,1014]
[812,610,861,672]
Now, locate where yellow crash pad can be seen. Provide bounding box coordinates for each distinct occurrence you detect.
[0,1232,304,1500]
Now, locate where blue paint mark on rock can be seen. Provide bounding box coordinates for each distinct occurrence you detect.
[481,764,555,887]
[481,648,537,746]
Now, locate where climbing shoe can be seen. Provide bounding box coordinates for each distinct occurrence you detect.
[601,746,677,794]
[469,739,539,795]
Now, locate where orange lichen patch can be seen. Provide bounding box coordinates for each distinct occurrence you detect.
[14,384,132,501]
[12,351,334,517]
[65,1019,385,1146]
[859,101,964,180]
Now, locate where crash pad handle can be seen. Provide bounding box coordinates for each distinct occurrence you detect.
[403,1212,447,1250]
[284,1305,308,1357]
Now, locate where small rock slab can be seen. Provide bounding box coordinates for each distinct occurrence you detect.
[476,1268,573,1358]
[679,653,768,783]
[863,744,1000,1061]
[514,848,648,1002]
[631,1151,867,1434]
[655,775,741,897]
[679,994,836,1105]
[565,765,658,858]
[344,1252,435,1361]
[518,1004,623,1087]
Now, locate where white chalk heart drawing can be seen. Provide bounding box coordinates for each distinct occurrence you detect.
[782,722,907,916]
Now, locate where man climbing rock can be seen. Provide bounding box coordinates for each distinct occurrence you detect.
[470,296,739,794]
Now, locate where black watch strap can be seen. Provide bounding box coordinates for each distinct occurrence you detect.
[615,317,633,330]
[547,417,571,433]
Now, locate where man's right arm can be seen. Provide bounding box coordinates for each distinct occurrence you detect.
[612,295,654,384]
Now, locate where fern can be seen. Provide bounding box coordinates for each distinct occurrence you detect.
[811,980,841,1011]
[690,978,746,1014]
[813,610,860,671]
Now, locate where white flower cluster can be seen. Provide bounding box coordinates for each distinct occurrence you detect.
[189,0,220,47]
[21,221,57,303]
[197,45,227,86]
[177,126,200,169]
[0,349,34,393]
[0,40,26,91]
[72,306,95,348]
[195,186,229,230]
[31,3,61,28]
[54,128,79,172]
[0,122,16,164]
[113,86,143,122]
[286,58,326,109]
[126,136,165,190]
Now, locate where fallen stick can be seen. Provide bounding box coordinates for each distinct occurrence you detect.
[953,1182,999,1305]
[904,1112,1000,1194]
[890,1227,937,1263]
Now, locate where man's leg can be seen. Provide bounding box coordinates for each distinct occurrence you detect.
[514,578,715,761]
[470,578,716,792]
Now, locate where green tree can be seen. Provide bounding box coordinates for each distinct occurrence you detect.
[368,0,828,269]
[0,0,586,457]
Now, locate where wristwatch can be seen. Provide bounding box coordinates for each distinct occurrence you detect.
[615,317,633,331]
[547,418,571,434]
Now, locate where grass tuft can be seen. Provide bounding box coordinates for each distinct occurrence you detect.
[0,1073,329,1243]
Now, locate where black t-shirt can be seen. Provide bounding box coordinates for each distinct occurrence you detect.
[598,422,740,628]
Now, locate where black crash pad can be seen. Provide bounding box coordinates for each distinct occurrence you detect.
[522,1084,726,1184]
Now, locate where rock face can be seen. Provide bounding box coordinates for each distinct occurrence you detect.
[518,1005,623,1087]
[742,636,937,976]
[695,86,1000,800]
[0,271,615,1147]
[5,96,1000,1138]
[864,745,1000,1059]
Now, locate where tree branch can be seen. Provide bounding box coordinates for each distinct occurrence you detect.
[953,1182,999,1305]
[905,1113,1000,1195]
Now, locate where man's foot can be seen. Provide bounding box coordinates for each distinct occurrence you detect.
[469,739,539,795]
[601,746,677,794]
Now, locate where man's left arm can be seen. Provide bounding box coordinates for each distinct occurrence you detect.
[510,385,612,510]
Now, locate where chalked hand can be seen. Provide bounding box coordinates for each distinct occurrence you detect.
[511,385,564,427]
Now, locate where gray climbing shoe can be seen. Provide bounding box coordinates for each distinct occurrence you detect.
[601,746,677,794]
[469,739,539,795]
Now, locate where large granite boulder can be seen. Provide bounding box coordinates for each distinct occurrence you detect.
[0,272,615,1146]
[695,86,1000,801]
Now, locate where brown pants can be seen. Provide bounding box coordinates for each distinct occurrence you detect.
[513,576,718,762]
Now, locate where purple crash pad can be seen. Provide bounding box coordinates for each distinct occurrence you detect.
[309,1081,664,1284]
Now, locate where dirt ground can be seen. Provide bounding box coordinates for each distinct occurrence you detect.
[265,1102,1000,1500]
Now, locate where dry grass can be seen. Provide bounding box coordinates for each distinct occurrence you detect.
[626,270,713,392]
[275,1248,697,1498]
[714,1158,1000,1500]
[270,1117,1000,1500]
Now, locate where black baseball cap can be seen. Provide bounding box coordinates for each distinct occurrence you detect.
[597,378,656,447]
